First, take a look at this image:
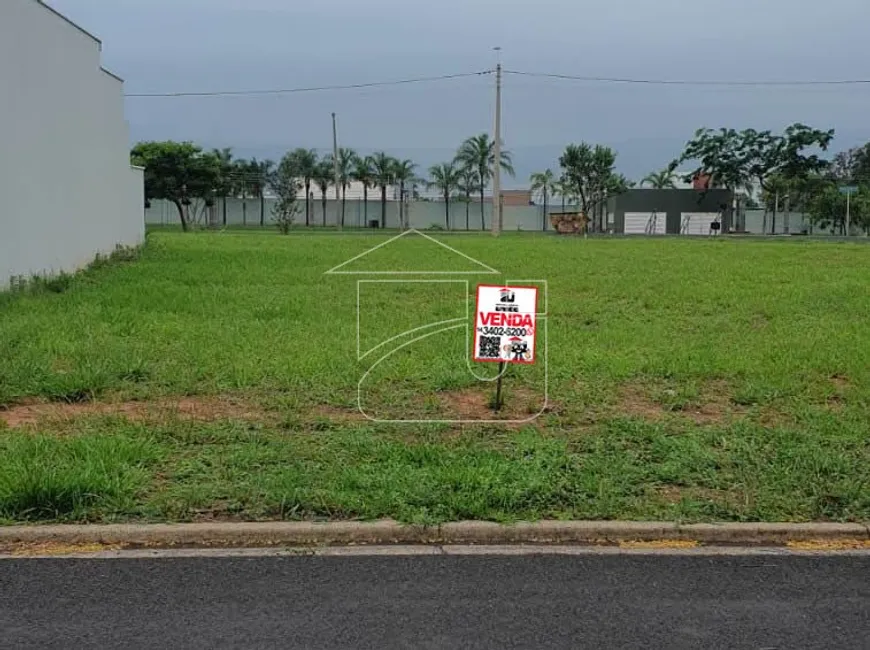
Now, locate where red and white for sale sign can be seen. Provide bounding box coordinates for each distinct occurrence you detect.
[473,285,538,364]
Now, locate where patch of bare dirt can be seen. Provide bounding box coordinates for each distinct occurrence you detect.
[824,395,847,412]
[654,485,740,508]
[3,542,124,557]
[818,374,851,412]
[0,396,269,429]
[757,406,794,428]
[655,485,684,504]
[439,387,548,422]
[829,374,851,390]
[354,387,550,426]
[615,380,746,425]
[615,384,665,421]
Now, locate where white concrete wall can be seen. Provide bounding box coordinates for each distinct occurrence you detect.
[743,210,814,235]
[146,198,551,231]
[0,0,144,289]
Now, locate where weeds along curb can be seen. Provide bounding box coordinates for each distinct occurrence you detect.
[1,521,869,550]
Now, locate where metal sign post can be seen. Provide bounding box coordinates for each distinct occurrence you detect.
[494,361,506,411]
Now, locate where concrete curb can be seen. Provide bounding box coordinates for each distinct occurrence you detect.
[1,521,868,549]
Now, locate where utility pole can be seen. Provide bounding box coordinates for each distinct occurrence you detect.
[332,112,341,228]
[491,48,502,237]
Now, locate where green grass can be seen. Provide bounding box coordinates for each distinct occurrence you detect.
[0,432,160,522]
[0,231,868,523]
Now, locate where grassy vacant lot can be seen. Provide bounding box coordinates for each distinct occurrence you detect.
[0,231,868,524]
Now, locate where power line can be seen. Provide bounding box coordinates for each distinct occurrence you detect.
[123,67,870,98]
[125,70,492,98]
[503,69,870,87]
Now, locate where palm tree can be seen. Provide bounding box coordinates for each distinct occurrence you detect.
[232,158,254,225]
[352,155,374,228]
[212,148,235,226]
[428,162,461,229]
[529,169,556,231]
[289,148,318,226]
[249,158,276,226]
[455,133,515,230]
[554,177,570,212]
[457,166,480,230]
[392,159,417,229]
[312,161,333,227]
[333,148,356,227]
[370,152,396,228]
[641,169,678,189]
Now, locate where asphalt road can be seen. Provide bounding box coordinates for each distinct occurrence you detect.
[1,552,868,649]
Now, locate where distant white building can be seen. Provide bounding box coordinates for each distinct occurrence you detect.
[333,180,401,201]
[0,0,144,288]
[264,180,402,201]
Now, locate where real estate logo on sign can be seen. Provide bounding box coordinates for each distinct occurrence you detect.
[473,285,538,364]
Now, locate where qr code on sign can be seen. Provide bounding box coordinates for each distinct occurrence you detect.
[477,335,501,359]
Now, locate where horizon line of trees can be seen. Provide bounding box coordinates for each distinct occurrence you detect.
[630,126,870,234]
[132,135,516,232]
[527,125,870,234]
[132,126,870,234]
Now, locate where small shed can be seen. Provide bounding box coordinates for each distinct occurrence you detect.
[609,189,734,235]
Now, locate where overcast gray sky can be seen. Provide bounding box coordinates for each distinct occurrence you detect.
[49,0,870,184]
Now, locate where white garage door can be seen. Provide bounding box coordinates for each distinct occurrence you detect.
[623,212,666,235]
[680,213,720,236]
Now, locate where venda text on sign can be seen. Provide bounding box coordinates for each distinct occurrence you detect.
[473,285,538,364]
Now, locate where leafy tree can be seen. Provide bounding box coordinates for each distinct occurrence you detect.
[370,152,396,228]
[806,183,870,235]
[799,173,835,208]
[352,155,375,227]
[558,143,629,230]
[288,148,318,226]
[776,125,835,177]
[428,162,461,229]
[312,160,333,226]
[529,169,556,231]
[392,159,417,229]
[272,153,302,234]
[742,194,761,210]
[675,128,749,196]
[131,141,220,232]
[455,133,515,230]
[753,124,833,232]
[457,166,480,230]
[760,173,798,232]
[831,143,870,183]
[677,124,834,233]
[641,169,677,189]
